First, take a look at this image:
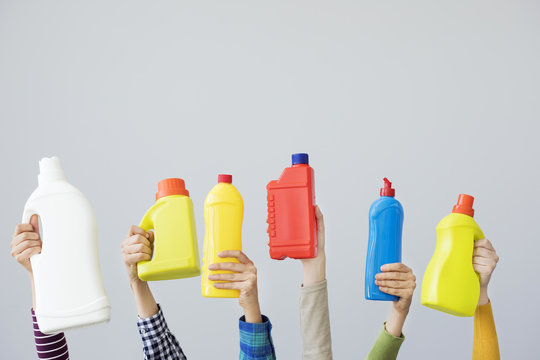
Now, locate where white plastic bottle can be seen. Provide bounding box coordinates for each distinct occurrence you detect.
[22,157,110,334]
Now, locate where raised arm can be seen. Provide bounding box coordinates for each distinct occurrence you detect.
[208,250,275,360]
[121,225,186,360]
[367,263,416,360]
[472,239,500,360]
[11,216,69,360]
[298,205,332,360]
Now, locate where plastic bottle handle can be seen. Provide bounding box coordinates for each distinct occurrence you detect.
[22,208,38,224]
[139,211,155,232]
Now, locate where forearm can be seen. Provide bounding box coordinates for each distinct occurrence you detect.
[473,300,500,360]
[300,279,332,360]
[239,315,276,359]
[385,307,407,337]
[130,280,159,318]
[32,309,69,360]
[30,272,36,310]
[302,252,326,286]
[137,305,187,359]
[367,323,404,360]
[244,300,263,324]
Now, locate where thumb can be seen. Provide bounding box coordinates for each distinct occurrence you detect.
[30,214,40,235]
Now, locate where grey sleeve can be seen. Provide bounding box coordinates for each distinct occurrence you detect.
[299,279,333,360]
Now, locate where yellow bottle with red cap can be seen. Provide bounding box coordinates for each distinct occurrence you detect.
[201,174,244,298]
[137,178,200,281]
[421,194,485,317]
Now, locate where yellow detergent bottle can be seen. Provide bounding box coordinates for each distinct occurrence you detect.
[202,174,244,298]
[137,178,201,281]
[421,194,485,317]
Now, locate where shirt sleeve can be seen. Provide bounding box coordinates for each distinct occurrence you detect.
[366,323,405,360]
[32,308,70,360]
[238,315,276,360]
[137,304,187,360]
[299,279,333,360]
[473,301,500,360]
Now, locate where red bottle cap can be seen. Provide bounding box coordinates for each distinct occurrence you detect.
[155,178,189,200]
[452,194,475,217]
[218,174,232,184]
[380,178,395,197]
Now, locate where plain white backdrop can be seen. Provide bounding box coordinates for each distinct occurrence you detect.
[1,1,539,359]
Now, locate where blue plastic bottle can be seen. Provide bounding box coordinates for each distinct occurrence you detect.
[365,178,403,301]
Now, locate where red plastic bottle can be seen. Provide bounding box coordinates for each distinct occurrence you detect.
[266,153,317,260]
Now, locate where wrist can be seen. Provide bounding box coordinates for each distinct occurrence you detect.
[478,286,489,306]
[243,300,262,324]
[386,306,408,337]
[130,278,148,292]
[391,303,410,318]
[302,252,326,286]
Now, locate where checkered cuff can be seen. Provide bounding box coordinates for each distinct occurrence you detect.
[137,304,186,360]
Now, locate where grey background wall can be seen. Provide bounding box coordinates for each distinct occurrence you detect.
[1,1,539,359]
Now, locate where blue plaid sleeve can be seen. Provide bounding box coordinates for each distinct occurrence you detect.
[239,315,276,360]
[137,304,187,360]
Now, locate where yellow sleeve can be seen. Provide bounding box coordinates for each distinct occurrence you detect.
[473,301,500,360]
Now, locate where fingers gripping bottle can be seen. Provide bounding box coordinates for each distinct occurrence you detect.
[421,194,485,317]
[202,174,244,298]
[365,178,404,301]
[267,153,317,260]
[22,157,110,334]
[137,178,200,281]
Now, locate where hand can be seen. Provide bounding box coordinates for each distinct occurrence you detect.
[473,239,499,306]
[10,215,42,274]
[121,225,154,285]
[375,263,416,316]
[300,205,326,286]
[121,225,158,318]
[376,263,416,337]
[208,250,262,323]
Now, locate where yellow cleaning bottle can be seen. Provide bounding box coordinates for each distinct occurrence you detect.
[137,178,201,281]
[202,174,244,298]
[421,194,485,317]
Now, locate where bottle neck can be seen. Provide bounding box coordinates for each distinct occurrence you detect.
[38,171,66,185]
[37,157,66,185]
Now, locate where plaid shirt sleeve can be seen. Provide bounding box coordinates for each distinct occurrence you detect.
[137,304,187,360]
[239,315,276,360]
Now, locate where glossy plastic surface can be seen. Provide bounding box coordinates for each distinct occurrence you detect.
[266,160,317,260]
[138,191,201,281]
[365,195,403,301]
[22,157,110,334]
[201,178,244,298]
[421,212,485,317]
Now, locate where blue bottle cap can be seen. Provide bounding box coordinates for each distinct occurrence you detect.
[292,153,309,165]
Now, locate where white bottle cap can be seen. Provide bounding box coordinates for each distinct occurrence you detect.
[38,156,66,184]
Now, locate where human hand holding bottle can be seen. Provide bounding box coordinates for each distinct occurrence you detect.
[121,225,158,318]
[10,215,42,309]
[375,263,416,337]
[208,250,262,323]
[473,239,499,306]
